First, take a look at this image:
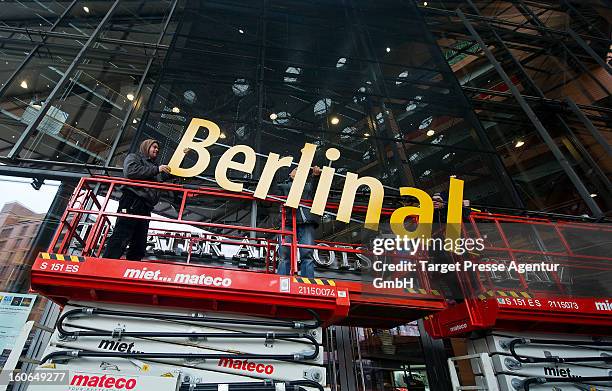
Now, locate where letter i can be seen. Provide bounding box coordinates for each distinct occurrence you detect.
[311,148,340,216]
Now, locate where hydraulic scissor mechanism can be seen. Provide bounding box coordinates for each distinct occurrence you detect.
[39,302,328,387]
[177,379,324,391]
[505,337,612,390]
[452,331,612,391]
[507,338,612,364]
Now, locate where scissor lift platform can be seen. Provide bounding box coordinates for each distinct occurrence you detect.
[423,293,612,338]
[30,252,446,328]
[30,253,351,326]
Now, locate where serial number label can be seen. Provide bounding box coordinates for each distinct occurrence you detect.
[547,300,579,310]
[38,261,80,273]
[497,297,541,307]
[497,297,580,310]
[297,286,336,297]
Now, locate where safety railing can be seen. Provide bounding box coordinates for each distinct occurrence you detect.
[458,211,612,299]
[47,176,422,286]
[46,176,612,301]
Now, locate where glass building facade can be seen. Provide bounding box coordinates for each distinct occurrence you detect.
[0,1,610,391]
[1,0,609,216]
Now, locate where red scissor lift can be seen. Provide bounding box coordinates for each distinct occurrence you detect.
[30,176,445,328]
[424,212,612,338]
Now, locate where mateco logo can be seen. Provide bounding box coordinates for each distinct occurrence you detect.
[449,323,468,333]
[218,358,274,375]
[70,374,136,389]
[595,300,612,311]
[122,267,232,287]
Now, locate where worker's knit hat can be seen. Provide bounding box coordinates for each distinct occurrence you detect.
[139,139,160,159]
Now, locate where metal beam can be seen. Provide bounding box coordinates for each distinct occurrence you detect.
[130,0,187,156]
[0,26,170,51]
[418,4,525,208]
[561,0,609,40]
[420,5,610,45]
[0,165,87,181]
[251,0,268,235]
[567,28,612,75]
[335,326,358,391]
[8,0,121,160]
[457,8,604,218]
[565,97,612,159]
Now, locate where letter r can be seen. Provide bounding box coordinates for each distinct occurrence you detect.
[168,118,221,177]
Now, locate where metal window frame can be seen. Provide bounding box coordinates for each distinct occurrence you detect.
[7,0,122,160]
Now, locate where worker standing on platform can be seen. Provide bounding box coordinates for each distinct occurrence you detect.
[103,139,171,261]
[277,166,322,278]
[431,192,471,301]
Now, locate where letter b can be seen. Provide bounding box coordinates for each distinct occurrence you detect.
[168,118,221,177]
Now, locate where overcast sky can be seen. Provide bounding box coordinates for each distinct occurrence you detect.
[0,175,60,214]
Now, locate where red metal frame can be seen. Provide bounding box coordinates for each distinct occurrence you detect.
[30,255,351,326]
[31,176,445,328]
[30,176,611,330]
[424,212,612,337]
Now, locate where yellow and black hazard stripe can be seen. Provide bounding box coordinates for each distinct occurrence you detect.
[40,252,86,263]
[404,288,442,296]
[477,289,531,300]
[293,277,336,286]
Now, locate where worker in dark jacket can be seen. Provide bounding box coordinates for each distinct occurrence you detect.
[431,192,471,301]
[103,139,171,261]
[277,166,321,278]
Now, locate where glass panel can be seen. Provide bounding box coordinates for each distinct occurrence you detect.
[20,52,150,163]
[0,47,75,155]
[0,1,71,30]
[97,0,174,44]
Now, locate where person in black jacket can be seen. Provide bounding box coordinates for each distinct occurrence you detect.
[103,139,171,261]
[430,192,471,301]
[277,166,321,278]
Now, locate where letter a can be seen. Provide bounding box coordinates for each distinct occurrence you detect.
[389,187,433,238]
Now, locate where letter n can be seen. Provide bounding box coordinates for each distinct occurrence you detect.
[337,173,384,230]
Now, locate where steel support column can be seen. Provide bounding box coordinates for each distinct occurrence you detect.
[335,326,358,391]
[457,9,604,218]
[250,0,268,236]
[561,0,608,40]
[130,0,186,156]
[8,0,121,159]
[418,320,453,391]
[11,183,75,391]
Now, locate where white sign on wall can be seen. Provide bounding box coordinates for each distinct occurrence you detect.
[0,292,36,370]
